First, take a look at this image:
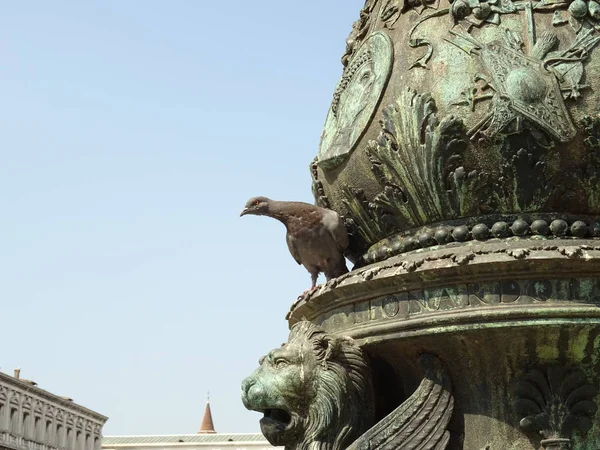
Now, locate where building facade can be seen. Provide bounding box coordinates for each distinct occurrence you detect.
[0,370,108,450]
[102,433,277,450]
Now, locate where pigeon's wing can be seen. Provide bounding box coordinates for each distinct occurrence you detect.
[321,209,349,252]
[346,355,454,450]
[286,233,302,265]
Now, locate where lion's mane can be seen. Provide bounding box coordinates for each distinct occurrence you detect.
[288,321,375,450]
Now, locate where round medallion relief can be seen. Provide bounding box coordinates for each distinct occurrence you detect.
[317,32,393,170]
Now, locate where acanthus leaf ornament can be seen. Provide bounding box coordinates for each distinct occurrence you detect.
[336,87,573,262]
[341,88,478,251]
[514,366,599,448]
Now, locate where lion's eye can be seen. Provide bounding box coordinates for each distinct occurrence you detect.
[275,359,289,369]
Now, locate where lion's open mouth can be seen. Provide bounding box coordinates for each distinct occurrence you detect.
[259,408,293,445]
[263,408,291,425]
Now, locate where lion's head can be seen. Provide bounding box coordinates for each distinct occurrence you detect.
[241,321,374,450]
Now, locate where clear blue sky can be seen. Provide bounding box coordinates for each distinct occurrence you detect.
[1,0,364,436]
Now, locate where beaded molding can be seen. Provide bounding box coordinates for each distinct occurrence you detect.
[359,217,600,266]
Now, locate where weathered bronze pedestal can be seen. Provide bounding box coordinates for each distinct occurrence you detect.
[242,0,600,448]
[287,238,600,449]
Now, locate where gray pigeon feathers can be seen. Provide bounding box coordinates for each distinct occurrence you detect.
[241,196,349,289]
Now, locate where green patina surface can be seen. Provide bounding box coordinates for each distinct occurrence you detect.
[268,0,600,447]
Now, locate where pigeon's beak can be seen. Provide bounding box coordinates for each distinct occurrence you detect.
[240,208,250,217]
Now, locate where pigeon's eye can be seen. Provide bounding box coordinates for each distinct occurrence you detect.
[253,200,260,206]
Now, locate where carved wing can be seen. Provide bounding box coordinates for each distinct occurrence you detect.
[347,354,454,450]
[286,233,302,265]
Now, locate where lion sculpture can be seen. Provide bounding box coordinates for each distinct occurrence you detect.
[241,321,375,450]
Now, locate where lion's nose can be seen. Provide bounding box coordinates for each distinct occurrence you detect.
[241,376,260,410]
[241,376,255,395]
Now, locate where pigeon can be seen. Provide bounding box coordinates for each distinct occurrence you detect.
[240,196,349,289]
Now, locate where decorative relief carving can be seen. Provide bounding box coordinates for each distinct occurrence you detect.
[359,216,600,266]
[514,366,599,449]
[555,0,600,30]
[242,322,453,450]
[309,276,600,328]
[337,85,571,259]
[450,0,501,29]
[242,321,375,450]
[342,0,380,67]
[330,80,600,262]
[346,354,453,450]
[401,0,600,145]
[576,114,600,210]
[367,88,467,225]
[447,26,597,142]
[341,88,472,252]
[408,8,452,69]
[313,0,600,263]
[381,0,439,27]
[310,159,330,210]
[408,0,600,76]
[319,32,394,169]
[381,0,402,27]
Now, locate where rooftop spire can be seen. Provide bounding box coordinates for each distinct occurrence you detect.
[198,395,216,434]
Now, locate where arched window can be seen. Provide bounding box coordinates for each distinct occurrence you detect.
[22,412,30,439]
[0,403,5,432]
[22,400,32,440]
[66,428,74,450]
[8,394,19,436]
[46,419,53,446]
[35,416,43,442]
[57,424,64,448]
[10,407,19,434]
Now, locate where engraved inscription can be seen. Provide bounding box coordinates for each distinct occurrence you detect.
[348,278,600,325]
[501,280,521,303]
[527,280,552,301]
[468,282,500,304]
[382,295,400,317]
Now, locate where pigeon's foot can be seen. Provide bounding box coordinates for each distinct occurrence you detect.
[297,290,310,300]
[297,285,322,300]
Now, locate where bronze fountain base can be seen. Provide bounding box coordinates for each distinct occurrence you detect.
[287,236,600,449]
